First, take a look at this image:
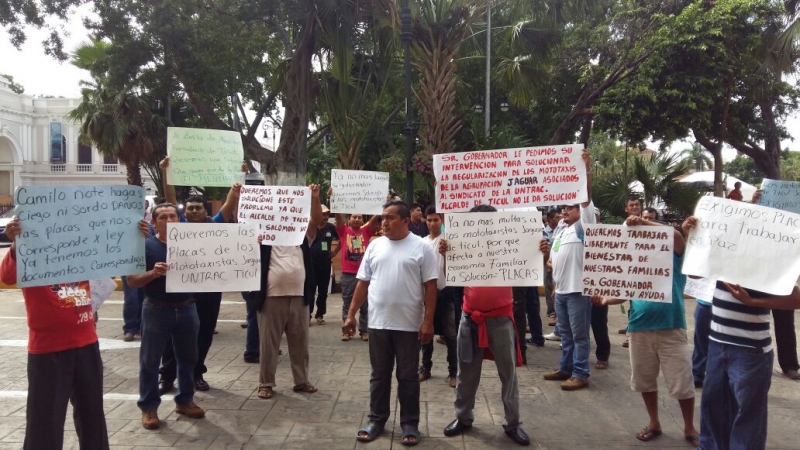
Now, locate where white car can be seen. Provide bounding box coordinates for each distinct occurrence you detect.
[0,208,15,242]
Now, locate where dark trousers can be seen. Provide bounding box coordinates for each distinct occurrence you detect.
[310,261,331,318]
[544,269,555,316]
[512,288,528,365]
[368,329,421,428]
[525,286,544,345]
[244,292,260,360]
[26,342,109,450]
[161,292,221,381]
[692,302,712,383]
[772,309,799,372]
[591,304,610,362]
[421,288,458,376]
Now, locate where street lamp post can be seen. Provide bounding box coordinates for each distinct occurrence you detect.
[401,0,416,205]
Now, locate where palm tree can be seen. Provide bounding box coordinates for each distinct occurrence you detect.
[67,39,167,188]
[633,151,702,215]
[680,142,713,172]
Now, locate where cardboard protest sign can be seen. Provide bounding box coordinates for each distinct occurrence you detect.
[165,223,260,292]
[683,196,800,295]
[166,127,244,187]
[89,278,118,311]
[237,186,311,246]
[433,144,587,212]
[684,277,716,302]
[758,179,800,215]
[582,224,674,303]
[330,169,390,214]
[444,211,543,286]
[14,185,146,287]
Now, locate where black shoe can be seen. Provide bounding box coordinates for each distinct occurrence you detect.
[505,427,531,446]
[243,356,259,364]
[618,327,627,334]
[525,338,544,347]
[443,419,472,437]
[158,380,175,396]
[784,369,800,380]
[694,380,703,389]
[195,375,210,391]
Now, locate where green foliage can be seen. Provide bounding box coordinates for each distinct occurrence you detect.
[0,74,24,94]
[723,154,765,185]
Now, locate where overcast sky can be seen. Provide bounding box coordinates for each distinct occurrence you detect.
[1,14,797,162]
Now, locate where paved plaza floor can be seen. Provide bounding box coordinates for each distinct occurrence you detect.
[0,289,796,449]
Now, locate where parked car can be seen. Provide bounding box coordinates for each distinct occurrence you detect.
[0,208,16,242]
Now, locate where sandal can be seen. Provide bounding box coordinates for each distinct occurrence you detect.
[685,434,700,447]
[257,386,273,399]
[317,318,325,325]
[636,427,662,442]
[356,421,383,442]
[292,383,318,394]
[401,426,421,446]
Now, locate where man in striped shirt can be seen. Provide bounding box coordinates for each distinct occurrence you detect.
[683,217,800,450]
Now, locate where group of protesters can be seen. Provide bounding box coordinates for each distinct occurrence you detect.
[5,149,800,450]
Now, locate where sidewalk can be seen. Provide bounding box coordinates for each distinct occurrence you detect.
[0,289,797,449]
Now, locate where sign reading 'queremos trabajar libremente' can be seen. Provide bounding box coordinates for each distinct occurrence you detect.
[582,224,674,303]
[166,223,260,292]
[236,185,311,246]
[444,211,544,286]
[433,145,587,212]
[14,185,146,287]
[683,196,800,295]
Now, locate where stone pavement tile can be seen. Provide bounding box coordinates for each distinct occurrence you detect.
[314,375,372,391]
[282,437,357,449]
[187,409,268,436]
[0,400,25,418]
[114,414,198,435]
[390,436,464,449]
[193,389,250,410]
[528,439,577,450]
[311,361,354,376]
[289,422,363,439]
[105,401,156,420]
[252,419,295,437]
[766,407,800,448]
[171,433,215,449]
[328,408,365,425]
[241,434,284,449]
[267,398,335,423]
[206,433,255,449]
[108,430,183,447]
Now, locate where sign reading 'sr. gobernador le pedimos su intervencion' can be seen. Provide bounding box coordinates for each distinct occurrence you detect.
[582,224,673,303]
[444,211,543,286]
[166,127,245,187]
[330,169,390,215]
[683,196,800,295]
[14,185,147,287]
[236,185,311,246]
[433,145,587,212]
[165,223,260,292]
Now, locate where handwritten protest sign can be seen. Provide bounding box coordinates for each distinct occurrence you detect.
[14,185,146,287]
[237,186,311,246]
[684,277,716,302]
[89,278,118,312]
[582,224,673,303]
[683,196,800,295]
[758,179,800,215]
[166,127,244,187]
[433,144,587,212]
[165,223,260,292]
[444,211,543,286]
[330,169,389,215]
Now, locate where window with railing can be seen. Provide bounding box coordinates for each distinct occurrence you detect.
[77,164,92,173]
[102,164,118,173]
[50,164,66,173]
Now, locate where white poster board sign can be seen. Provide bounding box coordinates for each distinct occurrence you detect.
[89,278,118,312]
[237,186,312,246]
[444,211,543,286]
[330,169,389,215]
[684,277,716,302]
[582,224,674,302]
[433,144,587,212]
[166,223,260,292]
[758,178,800,215]
[683,196,800,295]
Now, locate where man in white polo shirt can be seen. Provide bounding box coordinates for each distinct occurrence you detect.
[345,200,438,447]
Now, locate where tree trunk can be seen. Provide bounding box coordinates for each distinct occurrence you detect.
[758,96,781,179]
[125,160,143,187]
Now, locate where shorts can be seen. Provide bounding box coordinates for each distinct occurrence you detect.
[629,328,694,400]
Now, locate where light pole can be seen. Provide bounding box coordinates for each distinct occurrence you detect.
[401,0,417,205]
[485,3,491,138]
[262,119,279,152]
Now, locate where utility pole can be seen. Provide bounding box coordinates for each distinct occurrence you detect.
[484,3,491,138]
[401,0,416,204]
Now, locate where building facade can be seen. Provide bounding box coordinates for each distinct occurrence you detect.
[0,76,128,205]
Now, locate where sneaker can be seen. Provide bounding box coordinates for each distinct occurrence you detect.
[341,333,351,341]
[123,333,135,342]
[544,332,561,341]
[543,370,570,381]
[175,401,205,419]
[447,376,457,388]
[561,377,588,391]
[141,410,160,429]
[418,370,431,382]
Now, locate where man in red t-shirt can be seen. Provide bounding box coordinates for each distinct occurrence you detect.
[330,192,381,341]
[726,182,744,201]
[1,216,149,450]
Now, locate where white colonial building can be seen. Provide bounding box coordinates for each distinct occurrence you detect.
[0,75,128,205]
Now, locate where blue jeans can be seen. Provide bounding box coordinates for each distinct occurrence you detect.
[122,276,144,334]
[692,302,712,384]
[138,301,200,411]
[555,292,592,380]
[525,287,544,346]
[243,292,260,360]
[699,340,772,450]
